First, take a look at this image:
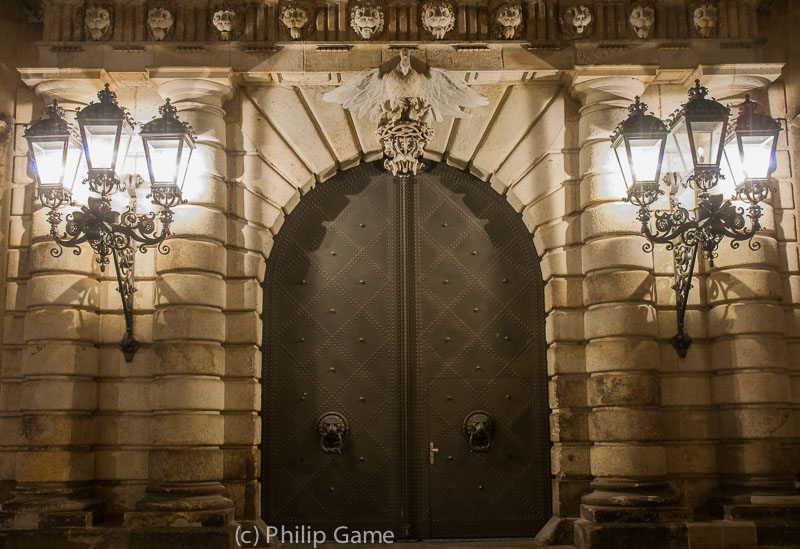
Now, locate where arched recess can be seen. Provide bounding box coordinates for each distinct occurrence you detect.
[259,161,552,539]
[222,80,588,528]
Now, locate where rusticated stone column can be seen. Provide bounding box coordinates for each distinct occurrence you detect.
[124,71,235,528]
[0,79,102,529]
[570,73,692,548]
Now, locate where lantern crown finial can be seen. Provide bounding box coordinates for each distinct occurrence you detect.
[97,83,118,105]
[688,79,709,101]
[23,99,75,138]
[140,98,195,141]
[628,96,648,116]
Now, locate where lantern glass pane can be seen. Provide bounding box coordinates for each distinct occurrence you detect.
[115,131,133,178]
[687,119,725,166]
[176,139,193,192]
[83,124,118,170]
[612,138,633,191]
[629,137,664,183]
[723,140,745,188]
[64,139,84,192]
[671,118,693,174]
[740,134,776,181]
[31,139,68,186]
[145,137,181,185]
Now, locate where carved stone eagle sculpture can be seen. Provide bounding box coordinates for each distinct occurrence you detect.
[322,48,488,123]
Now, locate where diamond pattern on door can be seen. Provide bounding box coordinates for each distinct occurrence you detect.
[264,163,549,540]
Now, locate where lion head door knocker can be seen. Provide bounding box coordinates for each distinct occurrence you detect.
[147,7,174,41]
[84,6,113,41]
[560,4,593,38]
[493,2,523,40]
[463,411,493,452]
[692,3,718,38]
[280,3,313,40]
[629,3,655,39]
[350,1,385,40]
[421,1,455,40]
[211,7,239,41]
[317,412,349,454]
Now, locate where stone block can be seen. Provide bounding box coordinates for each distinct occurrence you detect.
[98,279,154,313]
[94,413,152,446]
[95,449,148,480]
[707,268,783,304]
[716,441,794,475]
[29,241,94,275]
[550,410,590,442]
[97,378,151,412]
[552,443,591,476]
[549,374,588,409]
[225,312,262,345]
[547,342,586,376]
[153,376,225,411]
[666,444,717,475]
[545,276,583,311]
[582,235,654,273]
[519,184,570,226]
[712,372,791,405]
[156,342,225,376]
[661,409,715,441]
[588,372,660,407]
[168,205,227,243]
[590,444,667,477]
[7,216,30,249]
[21,378,97,411]
[151,412,224,446]
[546,309,585,343]
[226,216,273,256]
[6,249,30,280]
[589,408,663,441]
[15,449,94,482]
[708,303,785,337]
[155,239,226,275]
[712,235,778,268]
[222,447,260,481]
[99,313,153,345]
[581,202,643,241]
[584,303,657,339]
[510,154,570,210]
[655,274,705,307]
[181,174,228,211]
[533,216,582,253]
[155,273,226,309]
[716,407,796,440]
[230,185,284,231]
[584,269,654,305]
[23,342,97,376]
[585,338,659,373]
[225,278,262,313]
[224,379,260,411]
[661,374,712,406]
[225,345,261,378]
[657,309,707,340]
[152,307,226,343]
[3,315,24,346]
[540,246,582,280]
[298,86,361,169]
[9,185,32,217]
[226,249,266,281]
[149,448,224,482]
[19,414,92,446]
[223,412,261,445]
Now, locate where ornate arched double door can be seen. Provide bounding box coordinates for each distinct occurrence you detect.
[262,163,551,539]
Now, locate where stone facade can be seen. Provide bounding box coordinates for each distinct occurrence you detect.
[0,0,798,547]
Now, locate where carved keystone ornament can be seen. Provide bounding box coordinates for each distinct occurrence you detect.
[211,6,240,40]
[560,4,593,38]
[323,48,488,176]
[493,2,523,39]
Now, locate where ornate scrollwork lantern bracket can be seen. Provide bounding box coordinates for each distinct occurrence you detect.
[25,89,195,362]
[612,82,781,357]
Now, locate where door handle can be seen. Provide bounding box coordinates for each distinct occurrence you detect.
[429,441,439,465]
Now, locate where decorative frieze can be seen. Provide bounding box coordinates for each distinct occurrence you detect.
[38,0,761,44]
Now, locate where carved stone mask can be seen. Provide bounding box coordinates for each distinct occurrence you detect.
[629,5,654,39]
[147,7,173,41]
[280,5,311,39]
[693,4,718,37]
[564,5,592,35]
[350,2,384,39]
[495,3,522,40]
[85,6,112,41]
[421,2,455,40]
[212,9,237,40]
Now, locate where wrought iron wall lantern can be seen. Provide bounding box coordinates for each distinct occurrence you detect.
[24,86,195,362]
[612,81,782,357]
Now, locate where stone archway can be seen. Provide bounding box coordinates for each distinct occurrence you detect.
[260,162,552,539]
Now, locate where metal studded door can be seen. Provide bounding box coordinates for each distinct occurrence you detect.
[263,162,550,539]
